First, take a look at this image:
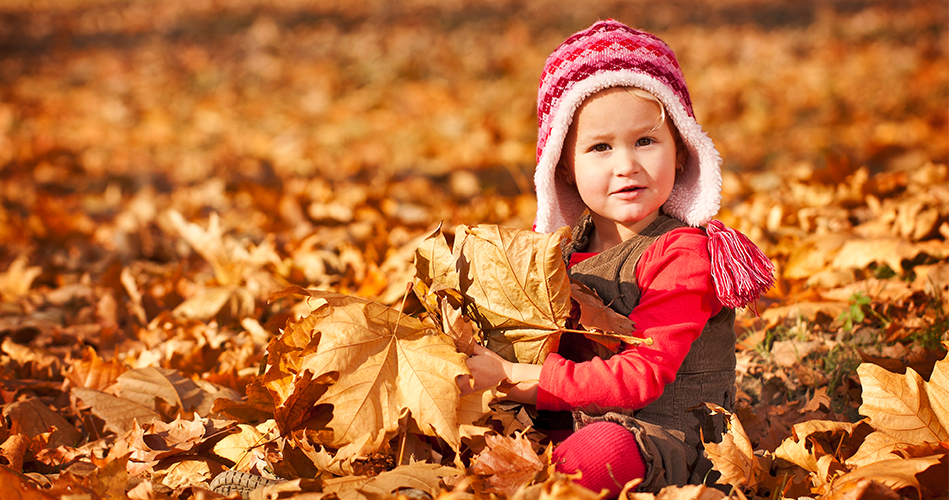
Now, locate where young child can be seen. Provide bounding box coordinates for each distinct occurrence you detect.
[463,20,773,496]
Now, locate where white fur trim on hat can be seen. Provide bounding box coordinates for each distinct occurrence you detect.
[533,71,722,233]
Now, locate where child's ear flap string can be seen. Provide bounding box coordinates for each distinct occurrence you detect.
[705,220,775,314]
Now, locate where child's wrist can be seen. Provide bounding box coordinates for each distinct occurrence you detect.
[508,363,542,385]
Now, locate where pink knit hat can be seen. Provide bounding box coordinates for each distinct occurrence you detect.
[533,20,722,233]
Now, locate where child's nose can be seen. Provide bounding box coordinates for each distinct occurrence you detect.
[614,149,641,176]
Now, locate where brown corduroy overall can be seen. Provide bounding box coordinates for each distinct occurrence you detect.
[561,214,737,492]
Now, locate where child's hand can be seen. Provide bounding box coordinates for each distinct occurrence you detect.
[459,344,510,396]
[458,344,541,404]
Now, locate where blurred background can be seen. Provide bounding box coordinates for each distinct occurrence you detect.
[0,0,946,296]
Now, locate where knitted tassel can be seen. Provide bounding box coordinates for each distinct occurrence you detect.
[706,220,775,313]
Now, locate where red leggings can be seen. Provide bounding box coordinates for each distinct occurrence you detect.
[552,421,647,498]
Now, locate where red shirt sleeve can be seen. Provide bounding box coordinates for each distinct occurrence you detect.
[536,227,724,412]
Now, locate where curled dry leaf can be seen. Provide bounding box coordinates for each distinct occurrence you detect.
[63,345,128,391]
[470,432,545,498]
[702,403,765,491]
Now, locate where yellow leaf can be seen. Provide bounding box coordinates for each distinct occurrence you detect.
[845,431,903,468]
[926,351,949,433]
[158,456,225,490]
[829,456,944,498]
[0,254,42,300]
[291,291,469,451]
[454,224,573,364]
[210,424,266,469]
[857,363,948,442]
[702,403,765,490]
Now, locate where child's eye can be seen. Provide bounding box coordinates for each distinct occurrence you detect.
[636,137,655,147]
[589,143,611,153]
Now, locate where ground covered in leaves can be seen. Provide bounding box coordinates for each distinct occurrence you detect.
[0,0,947,499]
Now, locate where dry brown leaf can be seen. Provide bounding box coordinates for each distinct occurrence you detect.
[925,351,949,433]
[569,281,646,351]
[413,224,461,317]
[0,254,42,300]
[2,398,82,448]
[857,363,948,442]
[0,434,30,472]
[846,431,905,468]
[0,464,62,500]
[277,290,471,451]
[172,285,254,321]
[702,403,764,490]
[821,478,902,500]
[330,462,461,500]
[828,455,945,498]
[629,484,727,500]
[526,474,602,500]
[454,224,573,364]
[759,301,849,329]
[72,386,162,435]
[771,339,824,368]
[210,423,268,469]
[251,477,324,500]
[158,455,225,490]
[116,366,206,415]
[64,346,128,392]
[2,338,63,380]
[470,432,545,498]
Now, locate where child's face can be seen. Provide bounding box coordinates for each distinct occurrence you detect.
[562,87,679,246]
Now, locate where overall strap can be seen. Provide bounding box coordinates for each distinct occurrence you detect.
[564,214,686,317]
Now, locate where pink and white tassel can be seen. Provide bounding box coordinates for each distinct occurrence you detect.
[706,220,775,313]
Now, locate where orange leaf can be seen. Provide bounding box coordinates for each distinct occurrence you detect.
[64,346,128,391]
[470,433,545,497]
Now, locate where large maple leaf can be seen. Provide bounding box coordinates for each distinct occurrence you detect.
[857,362,948,443]
[272,289,472,451]
[451,224,573,364]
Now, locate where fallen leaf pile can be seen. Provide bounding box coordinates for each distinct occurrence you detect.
[0,0,947,499]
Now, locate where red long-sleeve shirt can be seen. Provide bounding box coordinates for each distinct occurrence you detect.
[537,227,724,412]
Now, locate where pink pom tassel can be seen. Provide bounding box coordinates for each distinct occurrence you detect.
[706,220,775,313]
